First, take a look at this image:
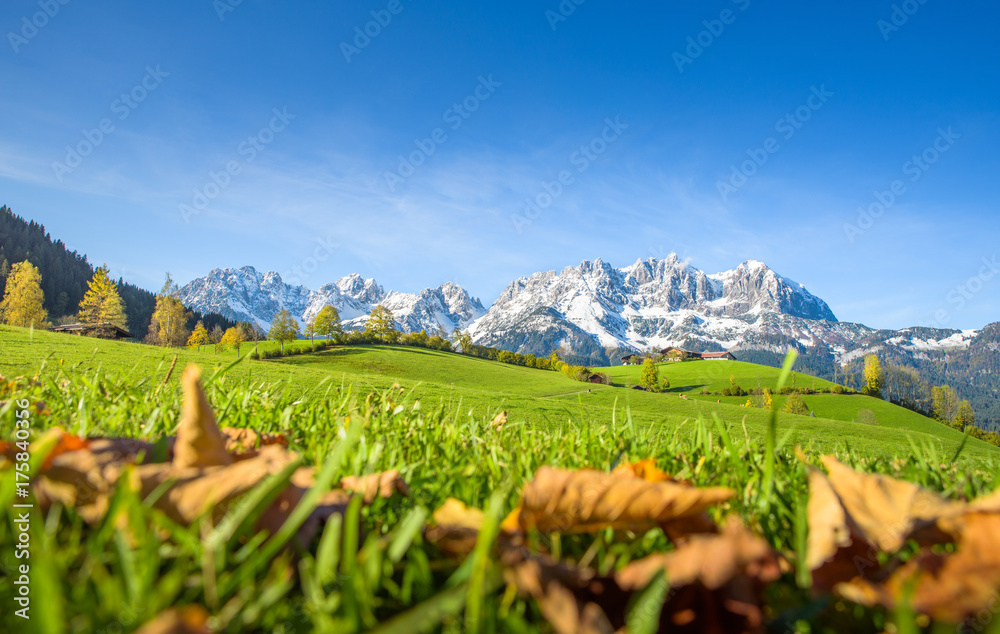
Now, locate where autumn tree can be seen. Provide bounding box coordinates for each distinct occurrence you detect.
[640,358,660,392]
[863,354,884,397]
[148,273,190,347]
[209,324,224,353]
[220,325,247,355]
[932,385,960,425]
[269,309,300,354]
[77,265,127,336]
[187,321,209,350]
[955,400,976,431]
[452,329,473,354]
[782,392,810,415]
[365,305,396,343]
[314,305,343,340]
[0,261,48,327]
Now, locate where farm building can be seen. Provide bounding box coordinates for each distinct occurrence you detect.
[52,322,133,340]
[702,351,737,361]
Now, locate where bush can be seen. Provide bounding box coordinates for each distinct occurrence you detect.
[722,385,747,397]
[831,384,846,395]
[856,409,879,426]
[782,392,809,415]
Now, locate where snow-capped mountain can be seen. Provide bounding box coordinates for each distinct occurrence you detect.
[177,266,486,335]
[177,256,975,369]
[466,255,843,362]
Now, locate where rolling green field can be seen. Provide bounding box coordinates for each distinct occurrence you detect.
[0,326,992,459]
[3,324,1000,632]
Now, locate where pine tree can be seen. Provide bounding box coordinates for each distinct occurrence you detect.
[313,305,343,340]
[0,261,48,327]
[364,305,396,343]
[187,321,209,350]
[268,309,300,354]
[77,265,127,336]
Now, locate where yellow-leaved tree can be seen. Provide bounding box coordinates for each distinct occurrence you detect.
[148,273,190,347]
[77,265,127,336]
[364,305,396,343]
[187,321,210,350]
[0,261,48,327]
[220,325,246,355]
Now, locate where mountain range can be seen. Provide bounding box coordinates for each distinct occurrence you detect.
[177,255,976,367]
[160,256,1000,429]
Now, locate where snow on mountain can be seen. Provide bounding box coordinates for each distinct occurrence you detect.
[178,256,976,368]
[467,254,839,362]
[177,266,486,335]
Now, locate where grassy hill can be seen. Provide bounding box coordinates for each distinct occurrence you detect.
[4,324,1000,632]
[2,325,994,460]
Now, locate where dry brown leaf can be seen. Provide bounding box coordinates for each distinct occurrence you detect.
[837,513,1000,624]
[501,547,619,634]
[615,517,782,634]
[134,605,210,634]
[807,456,961,591]
[28,364,353,547]
[173,365,231,469]
[339,470,409,503]
[612,458,675,483]
[489,410,507,430]
[220,427,288,454]
[129,444,301,525]
[40,431,89,469]
[507,466,733,537]
[425,498,486,557]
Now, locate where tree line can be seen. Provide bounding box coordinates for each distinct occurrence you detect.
[0,206,235,339]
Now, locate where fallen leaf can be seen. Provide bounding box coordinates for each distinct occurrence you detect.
[220,427,288,454]
[807,456,960,590]
[612,458,675,483]
[507,466,733,537]
[340,470,409,503]
[172,365,231,469]
[425,498,485,557]
[41,432,89,469]
[616,517,782,634]
[501,546,619,634]
[838,513,1000,624]
[489,410,507,430]
[134,605,210,634]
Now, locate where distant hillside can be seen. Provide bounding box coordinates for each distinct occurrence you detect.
[0,205,233,339]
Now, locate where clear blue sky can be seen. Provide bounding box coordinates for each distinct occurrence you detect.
[1,1,998,330]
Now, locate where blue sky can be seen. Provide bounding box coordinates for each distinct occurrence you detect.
[1,0,998,330]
